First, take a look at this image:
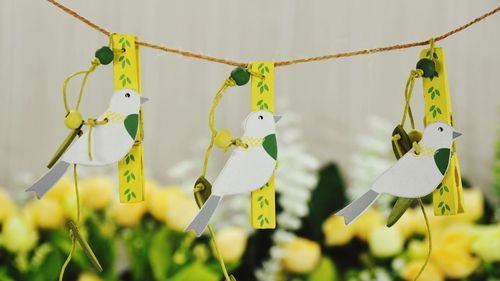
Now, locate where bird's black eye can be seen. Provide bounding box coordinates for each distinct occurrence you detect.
[438,127,443,132]
[258,115,263,120]
[125,93,130,98]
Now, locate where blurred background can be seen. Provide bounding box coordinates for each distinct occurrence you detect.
[0,1,499,281]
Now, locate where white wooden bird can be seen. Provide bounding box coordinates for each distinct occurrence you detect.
[185,110,281,236]
[337,122,462,225]
[26,89,148,199]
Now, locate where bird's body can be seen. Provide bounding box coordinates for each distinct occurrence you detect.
[212,134,277,196]
[26,89,147,199]
[337,122,461,225]
[185,110,280,237]
[62,110,138,166]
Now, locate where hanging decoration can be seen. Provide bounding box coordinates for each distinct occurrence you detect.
[25,35,149,280]
[185,65,279,281]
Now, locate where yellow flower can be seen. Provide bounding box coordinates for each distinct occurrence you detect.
[282,237,321,274]
[350,208,384,240]
[368,225,404,257]
[80,176,115,210]
[164,190,199,232]
[215,227,248,263]
[111,202,147,227]
[77,272,103,281]
[402,260,444,281]
[30,199,65,229]
[1,215,38,253]
[407,240,427,260]
[0,189,17,224]
[471,226,500,261]
[147,186,183,222]
[322,215,354,246]
[432,236,481,279]
[45,176,73,201]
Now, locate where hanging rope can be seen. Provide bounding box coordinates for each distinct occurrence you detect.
[58,165,81,281]
[46,0,500,68]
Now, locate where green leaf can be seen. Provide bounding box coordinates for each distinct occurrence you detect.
[438,201,444,208]
[257,100,263,105]
[436,108,442,114]
[119,37,125,43]
[124,170,130,176]
[257,196,263,201]
[425,50,431,57]
[119,56,125,62]
[131,173,136,180]
[127,77,132,83]
[433,52,438,59]
[257,81,263,87]
[126,40,131,47]
[265,66,269,73]
[120,74,125,80]
[433,110,437,118]
[441,206,445,214]
[445,204,451,211]
[264,84,269,91]
[126,157,130,164]
[126,58,131,65]
[444,185,449,192]
[258,64,263,70]
[257,214,263,220]
[435,89,440,96]
[130,154,135,162]
[148,227,173,281]
[430,105,436,111]
[260,87,264,94]
[428,87,434,93]
[169,263,219,281]
[122,79,126,86]
[125,189,130,194]
[307,258,337,281]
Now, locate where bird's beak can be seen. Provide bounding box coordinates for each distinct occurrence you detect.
[452,130,463,139]
[273,115,282,123]
[140,97,150,104]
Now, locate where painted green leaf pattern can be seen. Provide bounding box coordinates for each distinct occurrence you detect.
[429,105,442,118]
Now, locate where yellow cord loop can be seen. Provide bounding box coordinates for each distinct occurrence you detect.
[85,117,109,160]
[63,58,101,113]
[197,75,241,281]
[202,77,236,177]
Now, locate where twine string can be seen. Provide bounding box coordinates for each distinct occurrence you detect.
[46,0,500,68]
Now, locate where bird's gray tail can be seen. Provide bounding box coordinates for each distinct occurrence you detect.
[26,161,70,199]
[185,195,222,237]
[336,190,380,225]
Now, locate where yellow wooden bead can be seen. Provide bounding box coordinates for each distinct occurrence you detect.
[408,129,423,143]
[215,129,233,149]
[64,110,84,130]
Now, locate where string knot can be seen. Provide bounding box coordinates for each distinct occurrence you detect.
[85,118,108,160]
[413,141,421,155]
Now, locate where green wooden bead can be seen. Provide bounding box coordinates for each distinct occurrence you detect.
[230,67,250,86]
[416,58,435,78]
[95,46,114,65]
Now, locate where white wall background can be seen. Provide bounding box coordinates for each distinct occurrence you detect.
[0,1,499,192]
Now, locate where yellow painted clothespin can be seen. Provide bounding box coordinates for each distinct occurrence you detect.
[112,34,145,203]
[419,44,464,215]
[250,62,276,229]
